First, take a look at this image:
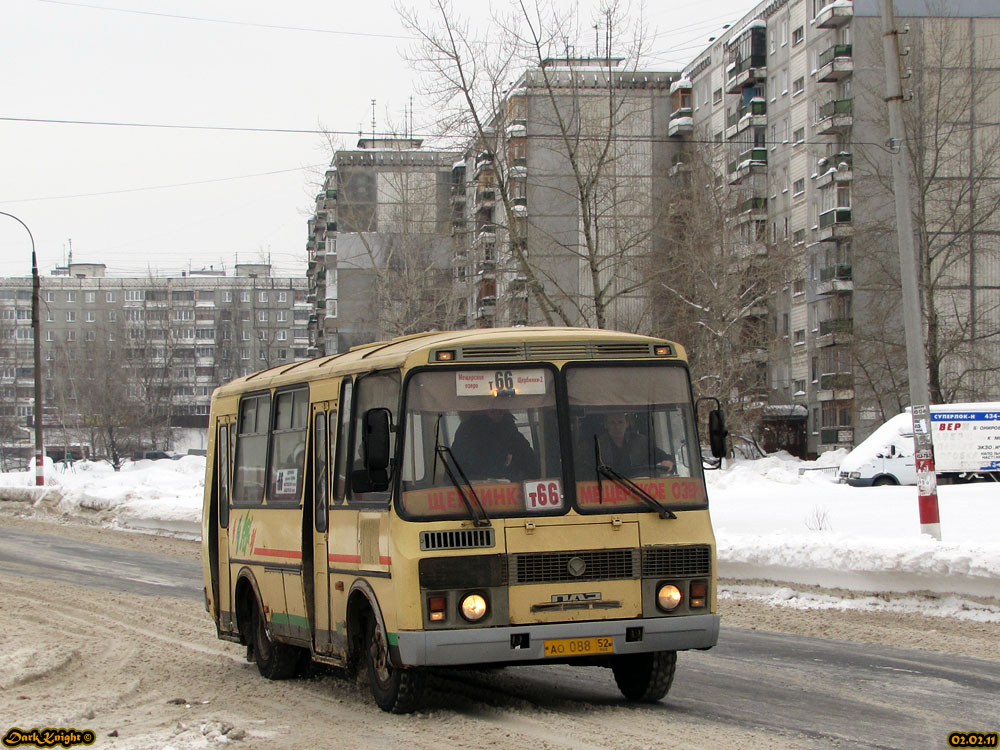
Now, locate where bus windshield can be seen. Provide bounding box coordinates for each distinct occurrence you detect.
[400,367,563,519]
[567,364,706,513]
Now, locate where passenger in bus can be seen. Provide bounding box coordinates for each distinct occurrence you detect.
[451,408,539,481]
[580,412,675,478]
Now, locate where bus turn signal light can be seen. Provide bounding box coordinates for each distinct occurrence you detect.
[428,595,447,621]
[690,581,707,608]
[435,350,456,361]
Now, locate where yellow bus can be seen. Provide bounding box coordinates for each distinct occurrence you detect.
[201,327,726,713]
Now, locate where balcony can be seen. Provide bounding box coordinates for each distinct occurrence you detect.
[668,113,693,137]
[816,263,853,295]
[815,0,853,29]
[819,318,852,336]
[820,372,853,390]
[817,44,853,82]
[728,148,768,184]
[476,187,496,207]
[726,56,767,94]
[816,98,853,135]
[815,152,853,188]
[725,98,767,139]
[817,207,852,241]
[737,196,768,222]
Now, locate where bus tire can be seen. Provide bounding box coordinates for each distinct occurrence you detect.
[251,599,299,680]
[364,616,424,713]
[872,476,897,487]
[611,650,676,703]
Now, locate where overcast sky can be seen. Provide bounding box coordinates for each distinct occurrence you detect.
[0,0,752,279]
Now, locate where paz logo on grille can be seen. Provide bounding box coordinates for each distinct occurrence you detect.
[566,556,587,577]
[551,592,602,603]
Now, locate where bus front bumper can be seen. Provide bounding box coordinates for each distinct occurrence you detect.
[395,613,720,667]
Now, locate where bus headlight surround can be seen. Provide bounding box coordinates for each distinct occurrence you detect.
[656,583,683,612]
[460,592,488,622]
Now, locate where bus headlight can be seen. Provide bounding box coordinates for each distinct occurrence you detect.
[657,584,683,612]
[460,593,488,622]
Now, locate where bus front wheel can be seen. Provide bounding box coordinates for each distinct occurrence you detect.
[364,616,425,713]
[611,650,676,703]
[251,599,299,680]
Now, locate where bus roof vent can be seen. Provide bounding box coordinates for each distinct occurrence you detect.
[457,345,525,361]
[595,342,654,358]
[526,342,591,359]
[420,528,496,551]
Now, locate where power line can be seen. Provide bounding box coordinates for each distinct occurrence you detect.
[36,0,413,40]
[0,164,326,204]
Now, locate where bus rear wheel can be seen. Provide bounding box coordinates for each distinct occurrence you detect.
[611,650,676,703]
[364,616,424,713]
[251,599,299,680]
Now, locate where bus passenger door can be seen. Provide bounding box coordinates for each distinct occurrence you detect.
[215,418,236,633]
[310,406,334,653]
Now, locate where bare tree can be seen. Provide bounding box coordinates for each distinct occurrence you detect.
[651,142,793,441]
[399,0,663,331]
[853,12,1000,410]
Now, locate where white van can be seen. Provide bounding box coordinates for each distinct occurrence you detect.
[840,403,1000,486]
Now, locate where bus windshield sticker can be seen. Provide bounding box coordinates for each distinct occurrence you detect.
[456,369,547,397]
[523,478,563,512]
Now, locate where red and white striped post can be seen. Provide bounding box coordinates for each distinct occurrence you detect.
[910,404,941,539]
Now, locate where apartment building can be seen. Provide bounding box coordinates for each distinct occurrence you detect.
[0,262,309,454]
[305,138,461,355]
[450,58,683,333]
[676,0,1000,455]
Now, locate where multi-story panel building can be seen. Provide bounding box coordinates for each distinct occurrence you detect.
[306,138,461,355]
[451,58,683,333]
[678,0,1000,455]
[0,262,308,457]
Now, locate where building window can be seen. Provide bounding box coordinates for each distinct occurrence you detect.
[793,228,806,244]
[277,310,288,322]
[86,330,96,341]
[86,311,96,322]
[713,88,723,104]
[259,291,268,303]
[107,310,117,322]
[258,310,268,322]
[240,292,250,303]
[277,330,287,341]
[793,127,805,145]
[45,291,55,303]
[794,329,805,345]
[277,292,287,303]
[106,292,116,302]
[125,290,144,302]
[792,26,803,45]
[67,330,76,342]
[793,178,805,197]
[792,77,805,96]
[66,311,76,322]
[85,292,95,303]
[66,291,77,302]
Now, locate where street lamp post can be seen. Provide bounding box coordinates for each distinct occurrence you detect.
[0,212,44,486]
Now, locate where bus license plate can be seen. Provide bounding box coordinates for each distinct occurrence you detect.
[543,636,614,657]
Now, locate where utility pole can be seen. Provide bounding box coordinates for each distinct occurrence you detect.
[879,0,940,540]
[0,212,44,485]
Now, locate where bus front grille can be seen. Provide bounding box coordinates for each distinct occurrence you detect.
[510,549,639,584]
[641,545,711,577]
[420,528,496,551]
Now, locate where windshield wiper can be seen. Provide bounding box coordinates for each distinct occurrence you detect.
[433,416,491,527]
[594,435,676,520]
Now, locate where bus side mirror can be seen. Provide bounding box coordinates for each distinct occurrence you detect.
[708,409,728,459]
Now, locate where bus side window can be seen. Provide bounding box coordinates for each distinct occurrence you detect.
[314,412,328,532]
[333,379,352,506]
[268,388,309,503]
[233,392,270,505]
[218,423,230,528]
[348,370,400,507]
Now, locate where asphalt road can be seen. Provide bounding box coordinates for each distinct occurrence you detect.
[1,525,996,749]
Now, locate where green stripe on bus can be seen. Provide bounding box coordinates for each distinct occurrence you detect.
[387,632,399,647]
[270,612,310,628]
